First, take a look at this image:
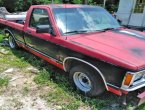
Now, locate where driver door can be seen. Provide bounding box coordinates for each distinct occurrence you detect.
[24,8,59,60]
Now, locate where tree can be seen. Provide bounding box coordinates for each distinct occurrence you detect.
[82,0,88,4]
[1,0,17,12]
[0,0,120,12]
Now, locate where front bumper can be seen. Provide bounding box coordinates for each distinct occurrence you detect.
[121,81,145,106]
[121,80,145,91]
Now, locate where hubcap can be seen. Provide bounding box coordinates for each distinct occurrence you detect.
[9,36,15,48]
[73,72,91,92]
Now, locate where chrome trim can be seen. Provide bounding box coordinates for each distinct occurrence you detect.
[121,70,145,91]
[121,80,145,91]
[63,57,108,90]
[27,45,61,63]
[15,39,25,44]
[107,83,120,89]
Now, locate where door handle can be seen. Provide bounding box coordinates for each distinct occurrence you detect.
[26,30,31,34]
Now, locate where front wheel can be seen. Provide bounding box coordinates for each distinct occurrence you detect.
[69,65,105,97]
[8,34,18,49]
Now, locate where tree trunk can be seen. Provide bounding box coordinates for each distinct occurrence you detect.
[82,0,88,4]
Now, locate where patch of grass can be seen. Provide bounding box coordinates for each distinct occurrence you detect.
[34,70,112,110]
[0,34,4,43]
[34,69,51,85]
[23,86,30,96]
[0,48,30,71]
[11,48,46,70]
[0,77,9,87]
[45,88,81,110]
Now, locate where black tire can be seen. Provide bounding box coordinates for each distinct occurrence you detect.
[69,65,105,97]
[8,34,19,49]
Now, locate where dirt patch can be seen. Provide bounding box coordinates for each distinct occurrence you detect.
[0,67,53,110]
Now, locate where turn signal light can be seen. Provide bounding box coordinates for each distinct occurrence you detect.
[124,74,134,86]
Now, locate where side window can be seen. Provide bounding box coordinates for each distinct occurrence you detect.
[29,8,51,28]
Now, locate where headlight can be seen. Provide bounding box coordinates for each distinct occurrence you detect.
[123,71,145,87]
[122,70,145,90]
[134,73,144,82]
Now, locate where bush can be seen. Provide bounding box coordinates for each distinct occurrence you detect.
[0,0,60,12]
[0,77,9,87]
[0,0,119,12]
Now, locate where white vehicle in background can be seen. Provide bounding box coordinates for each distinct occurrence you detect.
[116,0,145,31]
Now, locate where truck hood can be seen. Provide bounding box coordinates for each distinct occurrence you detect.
[67,29,145,71]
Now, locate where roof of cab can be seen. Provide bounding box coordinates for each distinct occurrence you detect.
[31,4,101,9]
[49,4,83,8]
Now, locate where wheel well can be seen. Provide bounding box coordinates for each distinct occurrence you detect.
[64,59,83,72]
[63,57,108,90]
[4,29,17,42]
[4,29,13,38]
[4,29,20,48]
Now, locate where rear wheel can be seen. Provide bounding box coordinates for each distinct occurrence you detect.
[8,34,18,49]
[69,65,105,97]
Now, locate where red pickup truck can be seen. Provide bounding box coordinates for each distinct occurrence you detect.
[1,4,145,106]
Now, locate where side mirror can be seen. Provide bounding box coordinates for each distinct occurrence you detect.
[36,25,51,33]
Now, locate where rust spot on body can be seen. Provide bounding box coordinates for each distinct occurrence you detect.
[131,48,144,56]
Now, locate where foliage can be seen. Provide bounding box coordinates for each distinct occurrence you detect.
[34,69,51,85]
[0,0,119,12]
[72,0,81,4]
[0,77,9,87]
[0,34,4,43]
[0,0,17,12]
[34,69,109,110]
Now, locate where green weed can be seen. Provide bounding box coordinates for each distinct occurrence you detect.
[34,69,51,85]
[0,77,9,87]
[0,48,29,70]
[0,34,4,43]
[23,86,30,96]
[34,69,110,110]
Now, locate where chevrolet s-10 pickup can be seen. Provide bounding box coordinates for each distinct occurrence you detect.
[1,4,145,106]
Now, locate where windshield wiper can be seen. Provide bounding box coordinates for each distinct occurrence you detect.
[104,27,116,31]
[64,30,88,35]
[90,30,106,32]
[103,27,121,31]
[64,28,120,35]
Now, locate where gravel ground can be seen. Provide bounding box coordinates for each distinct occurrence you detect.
[0,67,53,110]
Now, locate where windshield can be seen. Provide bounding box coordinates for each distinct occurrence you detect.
[53,7,120,35]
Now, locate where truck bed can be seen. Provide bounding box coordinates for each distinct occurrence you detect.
[0,8,26,30]
[0,17,24,31]
[0,7,26,29]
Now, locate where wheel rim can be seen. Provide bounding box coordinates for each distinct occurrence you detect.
[73,72,92,92]
[9,36,15,48]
